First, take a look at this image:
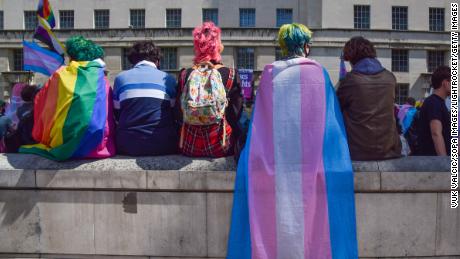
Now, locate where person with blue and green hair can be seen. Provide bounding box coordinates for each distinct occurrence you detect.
[19,36,115,160]
[278,23,313,59]
[227,23,358,259]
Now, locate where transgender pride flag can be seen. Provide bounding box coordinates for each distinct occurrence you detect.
[23,41,64,76]
[227,57,358,259]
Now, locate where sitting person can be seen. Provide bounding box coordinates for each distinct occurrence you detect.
[418,65,451,156]
[0,83,28,141]
[113,41,178,156]
[5,85,39,152]
[337,36,401,160]
[0,84,29,152]
[19,36,115,161]
[176,22,243,158]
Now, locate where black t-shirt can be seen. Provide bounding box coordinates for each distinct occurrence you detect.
[418,94,451,155]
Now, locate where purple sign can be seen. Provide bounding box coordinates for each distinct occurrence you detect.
[239,69,253,100]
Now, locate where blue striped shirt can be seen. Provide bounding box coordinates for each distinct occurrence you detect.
[113,61,177,108]
[113,60,178,155]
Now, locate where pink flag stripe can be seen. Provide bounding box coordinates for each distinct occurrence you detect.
[24,53,62,65]
[299,59,333,258]
[248,58,334,259]
[248,65,277,259]
[23,58,60,69]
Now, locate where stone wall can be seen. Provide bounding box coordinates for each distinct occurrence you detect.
[0,154,456,259]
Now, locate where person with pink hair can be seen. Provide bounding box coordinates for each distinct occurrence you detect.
[176,22,243,158]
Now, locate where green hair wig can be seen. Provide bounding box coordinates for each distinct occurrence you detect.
[65,36,104,61]
[278,23,313,57]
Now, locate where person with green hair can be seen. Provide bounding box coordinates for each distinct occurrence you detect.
[227,23,358,258]
[66,35,105,61]
[19,36,115,160]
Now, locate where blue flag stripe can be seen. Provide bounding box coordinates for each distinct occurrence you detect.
[322,68,359,259]
[23,41,62,60]
[23,40,63,76]
[24,64,52,76]
[227,106,254,259]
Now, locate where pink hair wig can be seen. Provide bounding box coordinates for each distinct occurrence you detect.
[193,22,222,64]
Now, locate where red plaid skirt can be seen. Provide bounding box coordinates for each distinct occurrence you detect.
[180,120,233,158]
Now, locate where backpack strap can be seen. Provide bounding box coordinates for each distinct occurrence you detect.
[178,68,188,150]
[198,63,234,90]
[212,65,235,90]
[221,67,234,148]
[226,68,235,90]
[179,68,188,92]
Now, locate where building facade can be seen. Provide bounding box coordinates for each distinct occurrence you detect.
[0,0,452,102]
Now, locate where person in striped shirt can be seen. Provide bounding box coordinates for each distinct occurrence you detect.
[113,41,178,156]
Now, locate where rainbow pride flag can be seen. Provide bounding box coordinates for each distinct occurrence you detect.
[19,60,115,161]
[37,0,56,28]
[227,58,358,259]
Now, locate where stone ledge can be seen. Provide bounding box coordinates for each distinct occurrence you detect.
[0,154,449,172]
[0,155,450,192]
[0,154,236,171]
[0,170,449,192]
[0,255,224,259]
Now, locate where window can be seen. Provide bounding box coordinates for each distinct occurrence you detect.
[392,6,408,30]
[160,48,177,70]
[237,47,255,69]
[202,8,218,25]
[392,50,409,72]
[122,48,132,70]
[94,9,109,29]
[276,9,293,27]
[354,5,370,29]
[240,8,255,27]
[395,84,409,105]
[0,11,4,30]
[429,8,444,31]
[166,9,181,28]
[13,49,24,71]
[427,51,446,73]
[24,11,38,30]
[275,47,283,61]
[59,10,74,29]
[130,9,145,28]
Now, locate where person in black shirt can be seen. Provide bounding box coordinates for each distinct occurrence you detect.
[418,66,451,156]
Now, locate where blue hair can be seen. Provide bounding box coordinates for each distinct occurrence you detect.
[278,23,313,57]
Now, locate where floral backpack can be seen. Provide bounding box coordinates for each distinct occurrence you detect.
[179,62,235,149]
[180,62,231,125]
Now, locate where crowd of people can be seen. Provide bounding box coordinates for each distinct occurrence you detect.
[0,22,452,161]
